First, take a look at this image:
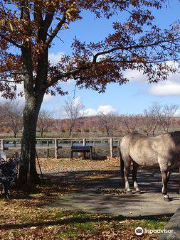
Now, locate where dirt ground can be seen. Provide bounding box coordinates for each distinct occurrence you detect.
[0,157,178,239]
[38,157,120,174]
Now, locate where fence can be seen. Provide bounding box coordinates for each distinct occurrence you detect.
[0,137,122,159]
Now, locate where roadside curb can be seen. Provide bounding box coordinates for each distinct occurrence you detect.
[158,206,180,240]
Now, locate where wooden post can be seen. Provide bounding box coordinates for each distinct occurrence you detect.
[55,139,58,159]
[47,140,50,158]
[90,147,93,160]
[83,138,86,146]
[1,139,4,151]
[110,138,113,158]
[179,156,180,196]
[116,140,120,157]
[82,139,86,158]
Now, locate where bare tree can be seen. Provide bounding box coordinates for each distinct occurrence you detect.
[4,101,23,138]
[122,114,139,133]
[143,102,179,135]
[160,104,179,133]
[63,98,84,137]
[53,119,63,134]
[98,113,118,137]
[142,102,162,136]
[37,110,53,137]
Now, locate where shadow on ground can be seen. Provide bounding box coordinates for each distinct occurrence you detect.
[44,168,180,217]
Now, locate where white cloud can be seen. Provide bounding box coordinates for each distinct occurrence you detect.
[148,81,180,96]
[0,83,24,104]
[49,52,64,65]
[73,97,83,107]
[0,82,54,107]
[123,61,180,92]
[174,109,180,117]
[82,104,117,117]
[97,105,117,115]
[148,67,180,96]
[43,94,54,103]
[123,62,180,97]
[124,69,147,83]
[83,108,97,117]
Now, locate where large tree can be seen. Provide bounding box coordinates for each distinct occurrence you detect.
[0,0,180,185]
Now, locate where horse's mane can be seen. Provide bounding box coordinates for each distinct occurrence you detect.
[170,131,180,137]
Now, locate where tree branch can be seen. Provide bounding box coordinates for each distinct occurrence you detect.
[93,40,178,63]
[0,79,23,83]
[46,65,89,88]
[0,33,23,49]
[47,52,180,89]
[46,14,66,46]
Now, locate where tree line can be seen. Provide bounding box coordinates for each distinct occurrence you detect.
[0,100,179,138]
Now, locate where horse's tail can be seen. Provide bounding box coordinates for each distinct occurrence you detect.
[119,147,124,181]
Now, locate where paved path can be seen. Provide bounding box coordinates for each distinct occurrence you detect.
[46,171,179,217]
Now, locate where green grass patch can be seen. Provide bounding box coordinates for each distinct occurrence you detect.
[0,196,170,240]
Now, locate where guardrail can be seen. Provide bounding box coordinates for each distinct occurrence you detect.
[0,137,122,158]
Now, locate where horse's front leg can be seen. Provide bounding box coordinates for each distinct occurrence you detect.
[124,163,131,193]
[161,170,170,201]
[132,161,140,193]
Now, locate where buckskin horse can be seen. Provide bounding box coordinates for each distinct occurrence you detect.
[120,132,179,201]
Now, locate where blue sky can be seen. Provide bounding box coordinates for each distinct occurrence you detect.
[42,0,180,117]
[2,0,180,117]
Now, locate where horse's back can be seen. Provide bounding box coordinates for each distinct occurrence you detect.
[120,132,180,169]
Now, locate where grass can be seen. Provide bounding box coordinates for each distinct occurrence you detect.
[0,195,170,240]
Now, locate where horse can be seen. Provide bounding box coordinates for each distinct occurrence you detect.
[120,132,180,201]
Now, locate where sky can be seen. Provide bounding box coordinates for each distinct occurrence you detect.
[2,0,180,118]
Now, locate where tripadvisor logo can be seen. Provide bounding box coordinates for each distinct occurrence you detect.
[135,227,143,236]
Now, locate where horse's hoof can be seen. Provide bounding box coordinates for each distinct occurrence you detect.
[126,190,132,194]
[163,195,170,202]
[135,190,141,194]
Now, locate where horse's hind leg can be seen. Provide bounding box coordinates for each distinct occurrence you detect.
[132,161,140,193]
[167,171,171,183]
[161,170,170,201]
[124,161,131,193]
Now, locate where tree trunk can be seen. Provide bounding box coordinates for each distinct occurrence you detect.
[69,126,73,137]
[18,94,44,186]
[14,132,17,138]
[18,36,48,187]
[40,129,44,138]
